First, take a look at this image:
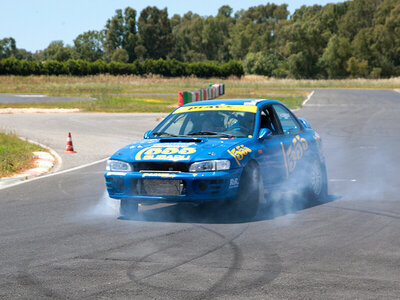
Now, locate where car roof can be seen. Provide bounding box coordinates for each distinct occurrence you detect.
[183,99,282,108]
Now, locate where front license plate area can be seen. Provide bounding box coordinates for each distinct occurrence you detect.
[141,179,184,196]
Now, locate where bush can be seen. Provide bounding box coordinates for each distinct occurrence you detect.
[91,59,108,75]
[369,67,382,79]
[43,60,67,75]
[0,57,21,75]
[108,61,129,75]
[222,60,244,78]
[0,58,245,78]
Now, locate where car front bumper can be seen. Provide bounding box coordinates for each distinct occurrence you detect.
[104,169,242,204]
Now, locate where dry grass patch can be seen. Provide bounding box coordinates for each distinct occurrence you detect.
[0,132,47,177]
[0,75,397,112]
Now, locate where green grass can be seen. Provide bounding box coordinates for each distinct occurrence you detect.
[0,75,398,112]
[0,132,46,177]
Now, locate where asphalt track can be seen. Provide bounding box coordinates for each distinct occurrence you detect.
[0,94,93,103]
[0,89,400,299]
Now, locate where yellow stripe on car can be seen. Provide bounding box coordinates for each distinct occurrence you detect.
[173,105,257,114]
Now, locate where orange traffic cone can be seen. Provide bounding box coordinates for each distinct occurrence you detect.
[64,132,76,153]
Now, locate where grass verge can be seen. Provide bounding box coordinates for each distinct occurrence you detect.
[0,75,398,112]
[0,132,47,177]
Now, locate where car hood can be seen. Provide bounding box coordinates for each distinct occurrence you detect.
[110,137,250,163]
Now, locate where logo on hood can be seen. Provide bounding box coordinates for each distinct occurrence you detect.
[135,143,197,161]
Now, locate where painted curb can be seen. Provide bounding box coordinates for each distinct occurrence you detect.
[0,151,56,187]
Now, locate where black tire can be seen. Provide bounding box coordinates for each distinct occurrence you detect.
[120,199,138,217]
[231,162,260,220]
[303,160,328,205]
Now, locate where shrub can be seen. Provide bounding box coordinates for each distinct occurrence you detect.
[43,60,66,75]
[0,58,244,78]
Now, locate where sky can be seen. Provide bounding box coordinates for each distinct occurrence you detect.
[1,0,344,52]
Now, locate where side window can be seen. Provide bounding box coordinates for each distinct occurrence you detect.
[260,109,276,134]
[272,104,301,134]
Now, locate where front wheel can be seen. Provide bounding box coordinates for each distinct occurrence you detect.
[230,162,260,220]
[120,199,138,217]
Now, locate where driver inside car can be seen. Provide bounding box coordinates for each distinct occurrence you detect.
[199,112,225,132]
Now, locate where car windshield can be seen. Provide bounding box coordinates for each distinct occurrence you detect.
[151,107,256,138]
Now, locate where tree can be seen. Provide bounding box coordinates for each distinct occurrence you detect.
[170,12,206,61]
[104,9,124,59]
[338,0,383,39]
[42,41,73,61]
[122,7,138,62]
[229,19,259,59]
[0,37,17,59]
[136,6,173,59]
[346,57,369,77]
[319,35,351,78]
[73,30,105,62]
[218,5,233,18]
[111,48,129,63]
[15,49,33,61]
[104,7,138,62]
[201,14,232,61]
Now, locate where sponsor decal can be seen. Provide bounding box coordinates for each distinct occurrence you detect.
[173,105,257,114]
[135,147,196,161]
[142,173,177,178]
[244,99,263,106]
[227,144,252,166]
[279,113,292,119]
[281,135,308,177]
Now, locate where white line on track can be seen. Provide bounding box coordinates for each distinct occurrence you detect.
[329,179,357,182]
[0,157,109,191]
[16,94,45,97]
[302,90,315,106]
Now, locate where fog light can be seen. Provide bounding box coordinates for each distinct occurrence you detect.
[198,181,207,191]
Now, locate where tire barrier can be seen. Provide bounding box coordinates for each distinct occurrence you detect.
[178,83,225,106]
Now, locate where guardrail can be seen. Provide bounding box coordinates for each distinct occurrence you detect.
[178,83,225,106]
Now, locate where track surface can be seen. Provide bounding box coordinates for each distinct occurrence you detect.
[1,89,400,299]
[0,93,92,103]
[0,113,163,170]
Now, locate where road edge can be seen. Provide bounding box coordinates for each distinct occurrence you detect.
[0,156,109,191]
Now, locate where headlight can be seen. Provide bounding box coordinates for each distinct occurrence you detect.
[189,160,230,172]
[106,160,132,172]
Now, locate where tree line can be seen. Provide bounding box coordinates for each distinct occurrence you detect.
[0,0,399,78]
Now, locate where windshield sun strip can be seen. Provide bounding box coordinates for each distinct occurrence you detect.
[173,105,257,114]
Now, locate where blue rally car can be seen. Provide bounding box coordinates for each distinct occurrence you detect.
[105,99,327,219]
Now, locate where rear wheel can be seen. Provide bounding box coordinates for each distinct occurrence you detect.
[120,199,138,217]
[230,162,260,220]
[304,160,327,204]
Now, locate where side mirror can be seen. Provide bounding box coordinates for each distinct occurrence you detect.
[298,118,311,129]
[258,128,272,139]
[143,130,152,139]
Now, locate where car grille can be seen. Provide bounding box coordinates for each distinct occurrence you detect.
[135,162,189,172]
[136,179,185,196]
